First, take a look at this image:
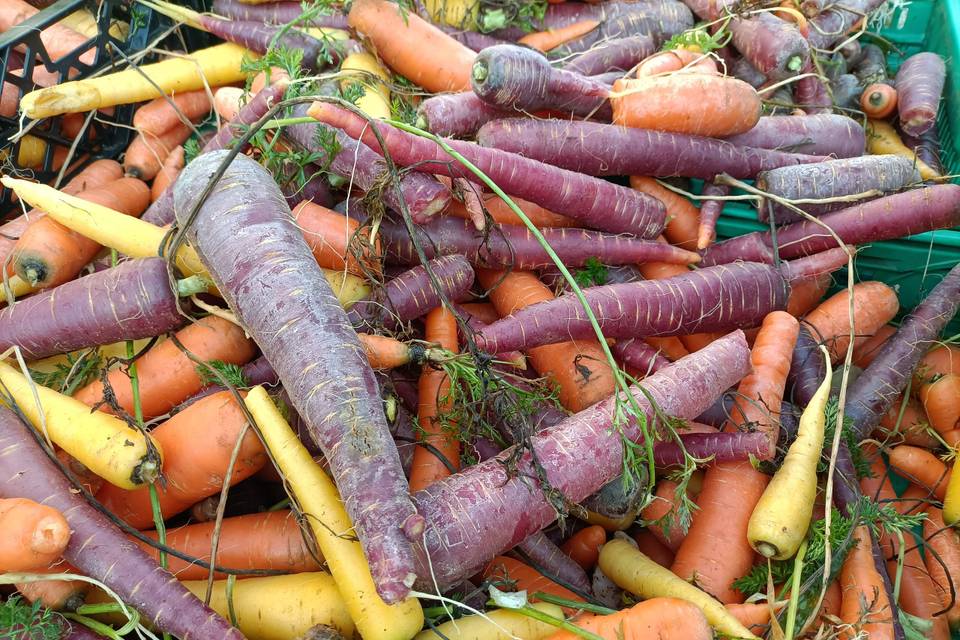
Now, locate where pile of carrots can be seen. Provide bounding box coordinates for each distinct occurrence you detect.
[0,0,959,639]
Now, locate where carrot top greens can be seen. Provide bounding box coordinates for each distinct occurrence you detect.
[0,596,64,640]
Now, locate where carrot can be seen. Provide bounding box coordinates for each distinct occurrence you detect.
[561,525,607,570]
[635,49,718,77]
[483,555,584,606]
[545,597,713,640]
[519,19,600,52]
[347,0,475,93]
[725,602,773,636]
[15,562,89,610]
[11,177,151,289]
[409,306,460,492]
[917,344,960,385]
[212,86,246,120]
[854,324,897,368]
[866,119,940,181]
[923,507,960,627]
[802,281,900,364]
[0,0,94,66]
[944,459,960,526]
[72,315,256,420]
[786,273,830,319]
[888,444,950,499]
[632,529,675,569]
[54,449,104,496]
[644,337,689,362]
[340,51,392,119]
[124,122,194,180]
[0,498,70,571]
[293,200,380,276]
[477,269,615,412]
[359,333,444,370]
[860,83,898,119]
[841,525,895,640]
[944,429,960,450]
[611,75,761,137]
[889,533,951,640]
[448,194,578,228]
[641,477,696,552]
[629,177,699,250]
[413,603,563,640]
[878,396,938,449]
[151,145,185,202]
[133,89,213,138]
[920,374,960,433]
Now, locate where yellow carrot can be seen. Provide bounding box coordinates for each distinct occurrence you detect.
[59,8,128,40]
[181,573,354,640]
[598,537,759,639]
[867,120,939,181]
[421,0,479,29]
[340,52,392,119]
[0,360,161,489]
[21,43,254,119]
[412,602,564,640]
[943,461,960,527]
[243,386,424,640]
[28,339,155,374]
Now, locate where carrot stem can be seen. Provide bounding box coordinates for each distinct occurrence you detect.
[533,592,616,615]
[783,538,807,640]
[509,603,605,640]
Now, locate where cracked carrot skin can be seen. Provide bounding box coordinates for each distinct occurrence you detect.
[0,407,244,640]
[174,150,421,604]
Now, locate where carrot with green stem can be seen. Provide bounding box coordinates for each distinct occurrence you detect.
[0,498,70,572]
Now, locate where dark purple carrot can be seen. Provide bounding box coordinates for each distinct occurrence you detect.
[475,262,790,353]
[471,45,611,120]
[279,163,335,208]
[347,255,475,333]
[895,52,946,137]
[695,393,734,428]
[724,114,866,158]
[898,121,944,176]
[612,338,670,376]
[212,0,349,27]
[416,92,513,138]
[410,331,752,587]
[853,44,887,85]
[0,258,200,360]
[173,151,422,604]
[787,324,828,407]
[379,216,700,269]
[677,0,740,20]
[539,263,644,294]
[475,118,823,180]
[653,431,769,466]
[555,2,694,52]
[729,12,809,79]
[285,103,451,224]
[732,57,767,88]
[755,155,920,223]
[309,103,666,237]
[515,531,591,593]
[831,73,863,110]
[700,184,960,265]
[794,60,833,114]
[561,35,656,76]
[697,181,729,250]
[0,408,243,640]
[435,24,507,52]
[806,0,886,50]
[845,263,960,441]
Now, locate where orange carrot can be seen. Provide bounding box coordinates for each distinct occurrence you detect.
[803,281,900,364]
[347,0,475,93]
[920,374,960,433]
[134,510,322,580]
[818,579,843,626]
[545,597,712,640]
[518,19,600,52]
[860,83,898,119]
[15,561,89,610]
[359,333,439,370]
[853,324,897,368]
[611,75,761,137]
[458,302,501,325]
[483,555,584,606]
[293,200,381,276]
[944,429,960,450]
[123,122,193,180]
[917,345,960,385]
[889,534,951,640]
[786,273,830,319]
[409,306,461,492]
[888,445,950,500]
[629,177,699,250]
[133,90,212,138]
[641,476,696,552]
[478,268,615,412]
[561,525,607,571]
[0,498,71,571]
[679,331,725,353]
[212,86,246,121]
[644,337,689,362]
[923,506,960,628]
[249,67,290,95]
[725,602,773,636]
[878,396,938,449]
[73,315,256,420]
[97,390,267,529]
[631,529,674,569]
[842,526,894,640]
[860,453,899,561]
[0,0,94,66]
[448,195,579,228]
[635,50,719,77]
[151,145,185,202]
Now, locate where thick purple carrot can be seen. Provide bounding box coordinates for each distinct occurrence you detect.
[285,104,451,224]
[730,12,809,79]
[756,155,920,223]
[562,35,655,76]
[845,263,960,440]
[475,262,790,353]
[697,180,729,249]
[516,531,591,593]
[612,338,670,375]
[831,74,864,110]
[700,184,960,265]
[143,83,288,226]
[794,60,833,114]
[195,16,345,71]
[309,103,666,237]
[806,0,886,49]
[410,331,752,587]
[895,52,946,137]
[899,121,944,176]
[556,2,694,52]
[435,24,507,52]
[787,324,828,407]
[653,431,769,466]
[471,45,611,120]
[347,254,475,332]
[416,92,513,138]
[476,118,823,180]
[173,151,422,604]
[0,258,194,360]
[379,216,700,269]
[211,0,349,27]
[853,44,887,84]
[0,408,244,640]
[732,57,767,88]
[725,114,866,158]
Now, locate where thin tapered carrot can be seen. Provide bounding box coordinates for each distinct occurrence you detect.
[11,177,150,289]
[347,0,475,93]
[841,526,894,640]
[888,534,951,640]
[860,452,898,560]
[293,200,381,277]
[134,510,322,580]
[133,89,212,138]
[923,507,960,628]
[561,525,607,571]
[518,19,600,52]
[888,445,950,500]
[631,530,674,569]
[358,333,443,370]
[854,324,897,368]
[124,122,193,180]
[920,374,960,433]
[629,177,699,250]
[151,145,185,202]
[477,268,615,413]
[483,555,584,606]
[72,315,256,420]
[0,498,71,572]
[786,273,830,319]
[725,602,774,636]
[15,561,89,610]
[409,306,460,492]
[545,597,712,640]
[802,281,899,364]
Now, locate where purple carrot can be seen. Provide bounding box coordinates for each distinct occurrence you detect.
[852,43,887,84]
[899,122,944,177]
[173,151,422,604]
[379,216,700,269]
[895,52,946,137]
[845,262,960,441]
[471,45,611,120]
[806,0,887,50]
[831,73,864,110]
[696,392,734,428]
[701,184,960,265]
[653,431,769,466]
[562,35,655,76]
[730,12,809,79]
[592,567,623,609]
[515,531,591,593]
[211,0,349,27]
[555,2,695,52]
[410,330,752,587]
[0,408,244,640]
[697,180,729,250]
[347,255,475,332]
[143,83,287,226]
[476,118,823,180]
[416,92,514,138]
[454,308,525,367]
[475,262,790,353]
[778,247,850,281]
[787,324,828,407]
[0,258,199,360]
[612,338,670,376]
[725,113,866,158]
[540,263,644,294]
[280,163,335,208]
[311,103,666,237]
[732,57,767,88]
[285,104,451,224]
[794,60,833,114]
[435,24,507,52]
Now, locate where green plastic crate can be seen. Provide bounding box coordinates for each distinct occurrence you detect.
[715,0,960,329]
